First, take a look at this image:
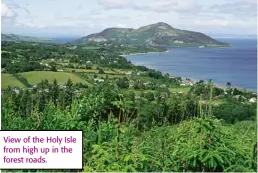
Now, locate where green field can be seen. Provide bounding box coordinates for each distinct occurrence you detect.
[21,71,88,85]
[170,87,191,93]
[2,74,25,88]
[65,68,118,74]
[82,46,100,49]
[89,73,125,79]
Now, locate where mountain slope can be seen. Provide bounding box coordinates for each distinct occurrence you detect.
[76,22,229,47]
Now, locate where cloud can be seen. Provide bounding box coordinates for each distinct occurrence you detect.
[133,1,202,13]
[116,23,127,27]
[194,19,244,27]
[4,0,30,15]
[1,3,15,18]
[192,17,257,34]
[97,0,132,9]
[247,0,257,4]
[1,0,257,36]
[210,0,257,18]
[97,0,202,14]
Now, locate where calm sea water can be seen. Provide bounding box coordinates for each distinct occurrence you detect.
[126,38,257,92]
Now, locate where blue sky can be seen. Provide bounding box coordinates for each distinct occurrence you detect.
[1,0,257,37]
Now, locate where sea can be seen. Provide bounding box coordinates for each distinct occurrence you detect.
[126,38,257,92]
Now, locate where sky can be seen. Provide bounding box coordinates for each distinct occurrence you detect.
[1,0,257,38]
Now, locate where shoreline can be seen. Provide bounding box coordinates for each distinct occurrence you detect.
[122,50,256,93]
[120,50,169,56]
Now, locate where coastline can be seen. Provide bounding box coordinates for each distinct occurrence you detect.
[123,49,256,93]
[120,50,169,56]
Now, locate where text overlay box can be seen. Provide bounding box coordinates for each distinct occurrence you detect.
[0,130,83,169]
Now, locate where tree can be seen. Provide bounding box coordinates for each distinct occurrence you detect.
[50,79,59,106]
[63,79,74,108]
[226,82,231,87]
[19,90,31,117]
[145,92,155,101]
[99,69,105,74]
[50,65,57,72]
[116,77,129,89]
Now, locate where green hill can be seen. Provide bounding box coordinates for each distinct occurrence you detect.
[76,22,230,47]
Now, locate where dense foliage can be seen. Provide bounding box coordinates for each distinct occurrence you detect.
[1,81,257,172]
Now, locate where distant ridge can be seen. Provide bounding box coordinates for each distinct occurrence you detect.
[1,34,71,44]
[1,34,52,42]
[75,22,230,47]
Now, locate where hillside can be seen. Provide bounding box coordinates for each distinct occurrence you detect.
[1,34,53,42]
[76,22,230,47]
[1,34,72,44]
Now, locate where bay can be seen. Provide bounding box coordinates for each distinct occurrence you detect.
[126,38,257,92]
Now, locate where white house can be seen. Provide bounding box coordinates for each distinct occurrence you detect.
[1,68,6,73]
[143,82,151,86]
[94,78,104,82]
[125,71,132,75]
[135,96,141,99]
[45,63,50,68]
[249,98,257,103]
[137,71,145,76]
[160,84,166,88]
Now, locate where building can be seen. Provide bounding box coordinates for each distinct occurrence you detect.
[1,68,7,73]
[125,71,132,75]
[160,84,166,88]
[249,98,257,103]
[94,78,104,82]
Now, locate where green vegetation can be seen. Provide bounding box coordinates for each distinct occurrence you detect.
[1,41,256,172]
[1,74,25,88]
[171,87,191,93]
[21,71,87,85]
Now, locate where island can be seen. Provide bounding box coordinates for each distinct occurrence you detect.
[75,22,230,48]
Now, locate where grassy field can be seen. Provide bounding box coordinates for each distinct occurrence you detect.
[2,74,25,88]
[88,74,125,79]
[82,46,100,50]
[170,87,191,93]
[21,71,88,85]
[64,68,118,74]
[64,68,97,73]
